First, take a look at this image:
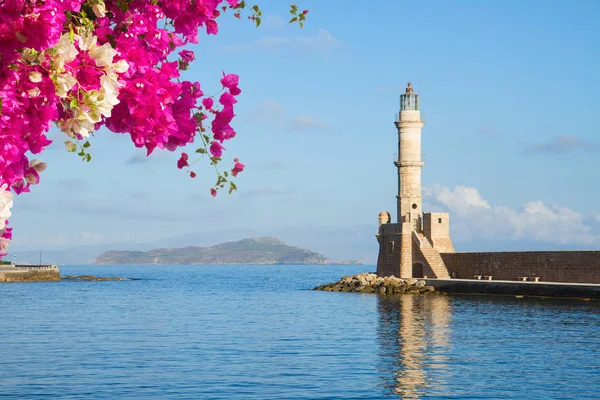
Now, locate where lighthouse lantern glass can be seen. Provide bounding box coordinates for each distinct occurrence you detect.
[400,93,419,111]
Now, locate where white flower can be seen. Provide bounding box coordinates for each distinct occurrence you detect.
[28,87,41,97]
[0,184,14,230]
[114,59,129,74]
[54,72,77,98]
[92,1,106,18]
[52,33,78,70]
[29,71,42,82]
[29,159,47,173]
[0,236,10,255]
[52,30,130,138]
[89,42,118,67]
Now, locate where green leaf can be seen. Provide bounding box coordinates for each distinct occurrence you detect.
[291,4,298,12]
[82,141,90,148]
[203,134,210,143]
[85,154,92,162]
[69,98,77,109]
[252,4,260,12]
[289,17,297,23]
[255,17,261,27]
[230,182,237,190]
[196,148,206,154]
[224,171,229,177]
[299,21,304,28]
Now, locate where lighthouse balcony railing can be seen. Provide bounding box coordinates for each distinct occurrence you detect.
[395,112,425,123]
[393,153,427,164]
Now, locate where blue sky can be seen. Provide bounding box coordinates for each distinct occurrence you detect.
[9,0,600,261]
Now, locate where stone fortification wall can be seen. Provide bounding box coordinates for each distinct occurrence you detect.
[422,213,454,253]
[376,233,401,277]
[441,251,600,284]
[0,265,61,282]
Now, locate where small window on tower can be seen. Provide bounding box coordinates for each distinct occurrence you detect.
[412,204,417,209]
[387,241,394,254]
[438,218,442,223]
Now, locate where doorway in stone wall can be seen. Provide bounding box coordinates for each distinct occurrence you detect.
[412,262,424,278]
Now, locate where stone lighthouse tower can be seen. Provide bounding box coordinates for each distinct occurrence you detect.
[376,83,454,279]
[395,82,424,230]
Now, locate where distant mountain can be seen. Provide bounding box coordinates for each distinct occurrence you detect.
[11,225,378,265]
[95,237,329,265]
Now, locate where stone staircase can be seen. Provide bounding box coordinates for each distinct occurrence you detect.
[413,232,450,279]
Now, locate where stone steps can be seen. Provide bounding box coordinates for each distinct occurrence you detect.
[414,232,450,279]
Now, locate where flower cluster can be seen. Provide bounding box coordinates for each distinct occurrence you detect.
[0,1,306,257]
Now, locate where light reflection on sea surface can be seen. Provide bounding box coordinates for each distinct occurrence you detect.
[0,265,599,399]
[376,293,600,399]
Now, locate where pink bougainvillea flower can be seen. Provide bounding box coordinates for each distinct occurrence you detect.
[209,141,224,158]
[220,72,241,95]
[177,152,189,169]
[0,0,259,258]
[219,92,237,107]
[231,161,245,177]
[210,188,217,197]
[202,97,214,110]
[179,50,195,63]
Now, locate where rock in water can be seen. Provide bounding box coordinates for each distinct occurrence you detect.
[314,273,436,295]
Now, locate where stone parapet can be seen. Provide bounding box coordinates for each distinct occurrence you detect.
[0,265,61,282]
[441,251,600,284]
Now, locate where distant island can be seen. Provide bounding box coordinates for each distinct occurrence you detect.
[95,237,329,265]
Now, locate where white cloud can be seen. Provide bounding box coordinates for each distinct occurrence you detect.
[292,115,329,131]
[248,100,286,128]
[261,15,286,30]
[223,29,340,54]
[240,187,290,198]
[425,185,490,213]
[247,101,329,132]
[425,184,600,245]
[82,231,106,244]
[522,135,598,154]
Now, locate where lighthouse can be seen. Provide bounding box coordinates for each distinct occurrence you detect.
[376,83,454,279]
[395,82,424,230]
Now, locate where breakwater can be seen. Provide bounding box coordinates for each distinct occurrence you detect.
[0,265,60,282]
[316,272,600,299]
[425,278,600,299]
[314,272,437,294]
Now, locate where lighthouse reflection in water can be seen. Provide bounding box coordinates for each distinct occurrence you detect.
[377,294,452,399]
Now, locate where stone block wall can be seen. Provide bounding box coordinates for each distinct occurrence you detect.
[441,251,600,283]
[423,213,454,253]
[376,234,401,277]
[0,265,61,282]
[411,239,435,278]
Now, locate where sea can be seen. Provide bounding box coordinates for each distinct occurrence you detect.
[1,264,599,399]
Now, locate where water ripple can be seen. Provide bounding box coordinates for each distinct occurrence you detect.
[0,265,598,399]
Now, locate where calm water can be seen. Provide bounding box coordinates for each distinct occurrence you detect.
[1,265,599,399]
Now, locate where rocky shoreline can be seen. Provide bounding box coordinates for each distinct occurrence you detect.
[314,272,437,295]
